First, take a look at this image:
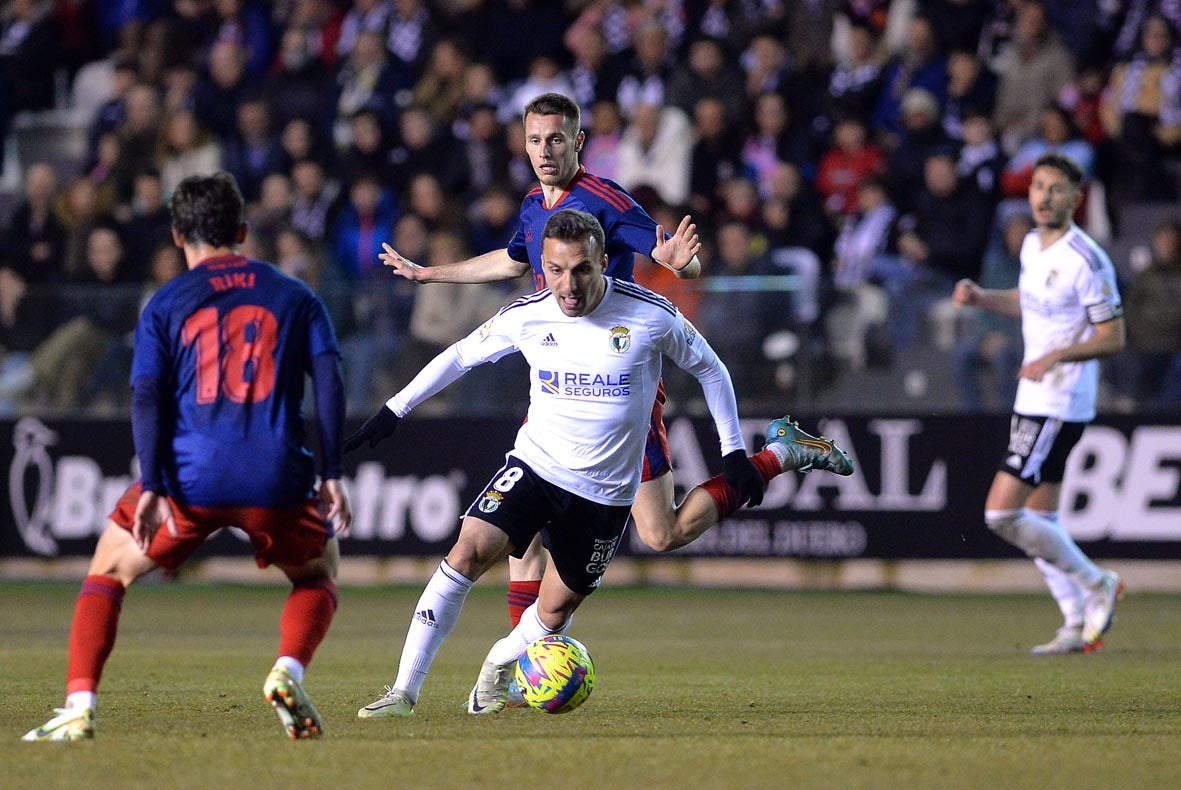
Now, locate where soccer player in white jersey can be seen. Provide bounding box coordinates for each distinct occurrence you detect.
[953,153,1126,655]
[345,209,776,716]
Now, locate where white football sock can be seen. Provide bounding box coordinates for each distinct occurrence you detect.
[1034,557,1086,629]
[986,508,1102,587]
[273,656,305,683]
[394,560,474,701]
[484,601,570,667]
[66,691,96,711]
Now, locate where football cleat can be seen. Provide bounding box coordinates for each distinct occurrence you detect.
[264,666,324,740]
[1082,571,1124,647]
[465,659,512,715]
[1030,626,1088,656]
[22,707,95,742]
[505,677,528,709]
[765,416,854,476]
[357,686,415,719]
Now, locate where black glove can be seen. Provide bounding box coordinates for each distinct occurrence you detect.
[722,450,765,508]
[343,406,400,453]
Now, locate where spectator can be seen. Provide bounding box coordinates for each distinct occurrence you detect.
[412,37,472,124]
[195,39,254,139]
[87,56,140,160]
[265,26,338,133]
[467,184,519,255]
[0,0,59,122]
[991,0,1075,153]
[387,104,469,196]
[580,99,625,182]
[222,96,285,202]
[665,36,747,127]
[331,173,397,281]
[117,84,164,191]
[403,172,464,236]
[55,177,115,282]
[334,30,404,140]
[0,267,58,416]
[27,226,140,410]
[117,169,173,281]
[956,112,1005,203]
[246,173,295,255]
[743,91,817,194]
[825,20,885,126]
[385,0,439,80]
[758,198,825,332]
[289,159,342,243]
[941,49,997,141]
[501,54,575,126]
[460,104,511,199]
[1099,13,1181,202]
[828,176,897,369]
[287,0,346,71]
[816,116,886,217]
[614,18,675,116]
[688,96,744,217]
[278,116,333,171]
[891,152,991,348]
[3,162,64,284]
[338,109,395,188]
[614,102,693,207]
[871,15,949,142]
[157,111,224,197]
[951,213,1029,412]
[1001,104,1096,201]
[335,0,391,62]
[210,0,274,77]
[885,87,952,213]
[1121,218,1181,407]
[565,24,614,111]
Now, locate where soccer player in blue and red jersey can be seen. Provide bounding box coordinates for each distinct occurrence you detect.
[377,93,852,643]
[24,173,353,742]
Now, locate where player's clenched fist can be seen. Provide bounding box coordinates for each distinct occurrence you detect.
[344,406,401,453]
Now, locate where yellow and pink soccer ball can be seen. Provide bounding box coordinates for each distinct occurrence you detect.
[514,635,596,714]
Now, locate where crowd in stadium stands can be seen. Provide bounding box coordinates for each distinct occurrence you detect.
[0,0,1179,418]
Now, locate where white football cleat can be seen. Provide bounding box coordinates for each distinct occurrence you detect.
[357,686,415,719]
[22,707,95,742]
[1030,626,1088,656]
[1082,571,1124,647]
[465,660,512,715]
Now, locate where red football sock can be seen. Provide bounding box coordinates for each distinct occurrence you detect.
[751,449,782,484]
[507,580,542,628]
[66,575,126,695]
[278,578,338,667]
[700,474,741,521]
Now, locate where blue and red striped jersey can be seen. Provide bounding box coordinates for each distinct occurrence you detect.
[131,255,340,507]
[507,167,660,290]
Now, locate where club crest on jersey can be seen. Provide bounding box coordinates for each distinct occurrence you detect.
[1046,269,1058,288]
[609,325,632,353]
[478,490,504,513]
[477,316,497,340]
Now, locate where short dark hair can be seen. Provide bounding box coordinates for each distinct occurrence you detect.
[169,172,245,247]
[523,93,580,130]
[1034,153,1084,188]
[543,209,605,260]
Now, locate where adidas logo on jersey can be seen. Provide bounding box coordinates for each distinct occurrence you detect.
[541,333,558,347]
[415,609,439,628]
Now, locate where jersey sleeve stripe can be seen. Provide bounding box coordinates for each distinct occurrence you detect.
[614,280,677,315]
[580,176,633,212]
[499,290,552,314]
[1067,235,1106,273]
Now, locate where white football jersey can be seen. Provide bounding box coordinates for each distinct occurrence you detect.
[390,277,745,505]
[1015,225,1123,421]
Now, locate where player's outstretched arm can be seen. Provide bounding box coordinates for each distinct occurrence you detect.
[343,406,400,453]
[953,279,1021,318]
[321,478,353,538]
[380,244,531,284]
[651,215,702,279]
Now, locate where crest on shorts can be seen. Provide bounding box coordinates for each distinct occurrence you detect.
[478,490,503,513]
[609,325,631,353]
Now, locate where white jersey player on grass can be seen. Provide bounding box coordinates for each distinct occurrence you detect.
[345,209,768,716]
[954,153,1126,655]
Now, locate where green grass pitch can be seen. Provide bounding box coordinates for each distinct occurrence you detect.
[4,581,1181,789]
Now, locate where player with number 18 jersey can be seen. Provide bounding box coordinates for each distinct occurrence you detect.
[132,254,340,507]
